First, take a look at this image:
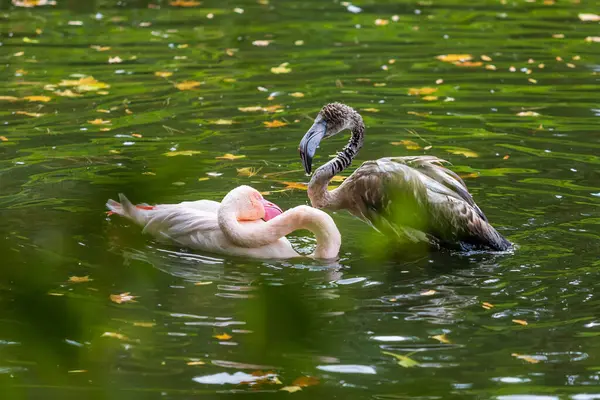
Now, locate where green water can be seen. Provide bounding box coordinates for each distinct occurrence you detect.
[1,0,599,398]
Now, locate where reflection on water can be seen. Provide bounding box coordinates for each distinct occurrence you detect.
[1,0,600,398]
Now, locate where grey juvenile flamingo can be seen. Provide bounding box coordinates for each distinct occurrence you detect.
[298,103,511,251]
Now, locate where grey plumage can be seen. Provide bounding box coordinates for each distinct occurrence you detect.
[298,103,512,251]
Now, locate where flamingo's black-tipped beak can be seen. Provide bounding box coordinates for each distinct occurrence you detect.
[299,120,327,175]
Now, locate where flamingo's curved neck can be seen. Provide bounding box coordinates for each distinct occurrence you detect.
[309,117,365,209]
[219,205,341,259]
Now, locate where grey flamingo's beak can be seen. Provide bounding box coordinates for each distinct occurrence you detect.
[260,199,283,221]
[299,120,327,175]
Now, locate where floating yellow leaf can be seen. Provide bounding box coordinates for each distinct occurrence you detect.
[512,319,528,326]
[252,40,271,46]
[579,13,600,22]
[517,111,540,117]
[512,353,539,364]
[290,92,304,98]
[585,36,600,43]
[280,386,302,393]
[263,104,283,112]
[362,108,379,112]
[194,281,213,285]
[214,333,232,340]
[432,334,451,344]
[133,321,156,327]
[16,111,44,117]
[88,118,111,125]
[436,54,472,63]
[69,276,91,283]
[216,153,246,160]
[91,45,110,51]
[23,37,39,44]
[330,175,346,182]
[108,56,122,64]
[155,71,173,78]
[67,370,87,373]
[131,133,142,138]
[482,302,495,310]
[446,147,479,158]
[55,89,81,97]
[373,82,386,87]
[211,119,234,125]
[239,106,264,112]
[59,76,110,92]
[23,95,51,102]
[109,292,138,304]
[187,361,206,366]
[422,96,438,101]
[280,181,308,190]
[391,140,421,150]
[175,81,201,90]
[170,0,201,6]
[375,18,389,26]
[237,167,262,177]
[485,64,497,70]
[263,120,287,128]
[102,332,129,340]
[12,0,57,7]
[382,351,419,368]
[292,376,319,387]
[0,136,8,142]
[455,61,483,67]
[481,55,492,61]
[0,96,19,102]
[408,87,437,96]
[271,62,291,74]
[164,150,202,156]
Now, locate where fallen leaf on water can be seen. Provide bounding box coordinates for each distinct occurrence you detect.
[216,153,246,160]
[375,18,389,26]
[55,89,81,97]
[264,120,287,128]
[289,92,304,98]
[187,361,206,366]
[281,181,308,191]
[102,332,129,340]
[13,0,57,7]
[330,175,346,182]
[155,71,173,78]
[436,54,472,63]
[91,45,111,51]
[382,351,419,368]
[373,82,386,87]
[210,119,234,125]
[407,111,431,117]
[280,386,302,393]
[59,76,110,92]
[517,111,540,117]
[175,81,201,90]
[512,353,540,364]
[239,106,264,112]
[432,334,451,344]
[23,37,39,43]
[23,95,51,102]
[164,150,202,157]
[391,140,421,150]
[108,56,122,64]
[503,155,510,160]
[225,48,238,56]
[585,36,600,43]
[131,133,142,138]
[292,376,319,387]
[170,0,202,6]
[455,61,483,67]
[362,108,379,112]
[528,78,537,84]
[233,7,244,13]
[485,64,497,70]
[264,104,283,112]
[194,281,213,285]
[16,111,44,117]
[0,96,19,102]
[69,276,91,283]
[578,13,600,22]
[67,370,87,373]
[482,302,494,309]
[446,147,479,158]
[271,62,291,74]
[110,292,138,304]
[252,40,271,47]
[237,167,261,177]
[88,119,111,125]
[421,289,436,296]
[133,321,156,327]
[422,95,438,101]
[481,55,492,61]
[214,333,232,340]
[408,87,437,96]
[512,319,528,326]
[0,136,8,142]
[552,33,565,39]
